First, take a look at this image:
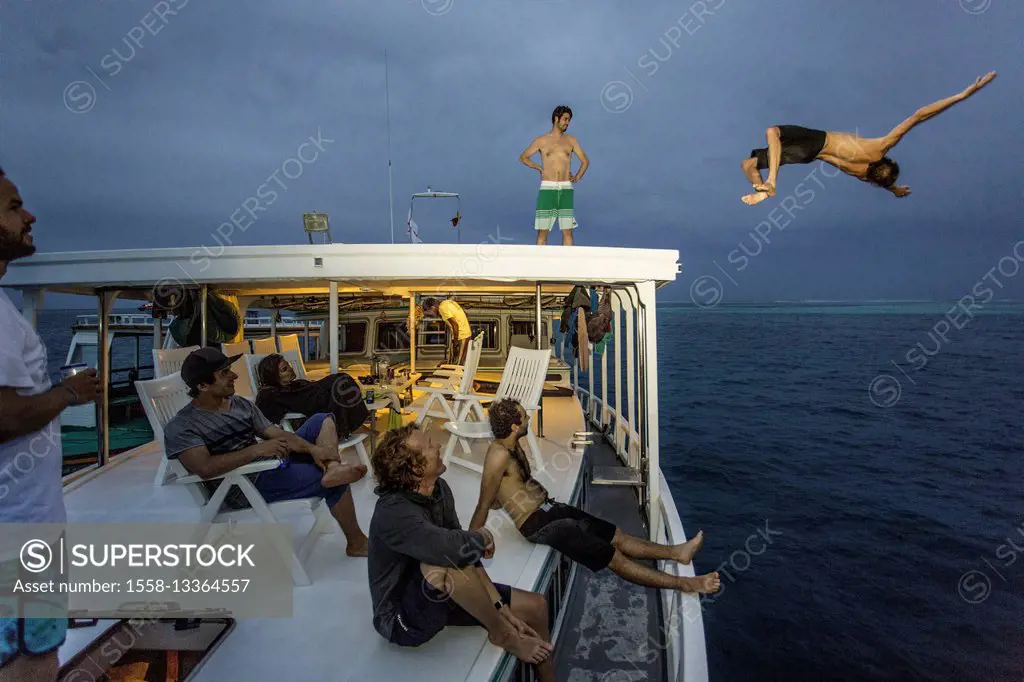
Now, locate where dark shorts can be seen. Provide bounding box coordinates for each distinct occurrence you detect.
[519,500,617,572]
[390,572,513,647]
[0,540,68,669]
[250,412,347,510]
[750,125,827,169]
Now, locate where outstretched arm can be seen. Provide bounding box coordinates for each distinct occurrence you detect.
[469,444,510,532]
[570,137,589,183]
[882,71,996,152]
[519,137,543,173]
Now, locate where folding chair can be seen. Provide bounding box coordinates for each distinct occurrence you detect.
[441,347,551,473]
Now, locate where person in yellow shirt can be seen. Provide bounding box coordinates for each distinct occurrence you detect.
[422,297,472,364]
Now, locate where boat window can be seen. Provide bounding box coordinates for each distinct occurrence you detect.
[339,322,367,354]
[375,321,411,351]
[470,320,499,350]
[417,320,446,347]
[509,320,548,340]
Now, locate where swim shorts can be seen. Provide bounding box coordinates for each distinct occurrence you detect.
[750,125,827,169]
[518,500,617,572]
[389,571,513,647]
[535,181,576,232]
[0,539,68,669]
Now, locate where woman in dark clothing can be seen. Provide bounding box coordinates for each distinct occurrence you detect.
[255,354,371,440]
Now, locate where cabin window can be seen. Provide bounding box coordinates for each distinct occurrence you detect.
[470,320,499,350]
[416,319,499,351]
[375,321,410,351]
[339,322,367,354]
[509,320,548,342]
[417,321,447,348]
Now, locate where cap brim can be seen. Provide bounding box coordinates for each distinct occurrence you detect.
[218,353,243,371]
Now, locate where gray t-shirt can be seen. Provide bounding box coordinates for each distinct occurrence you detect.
[163,395,274,509]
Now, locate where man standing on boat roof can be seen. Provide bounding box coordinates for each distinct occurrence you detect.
[519,105,589,246]
[0,167,100,682]
[740,71,997,205]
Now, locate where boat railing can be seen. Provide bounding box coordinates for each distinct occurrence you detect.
[565,285,698,682]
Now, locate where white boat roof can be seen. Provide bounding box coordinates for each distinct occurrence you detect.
[1,243,681,297]
[59,396,587,681]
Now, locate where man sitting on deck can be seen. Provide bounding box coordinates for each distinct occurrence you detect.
[469,399,721,595]
[163,347,370,556]
[367,424,556,681]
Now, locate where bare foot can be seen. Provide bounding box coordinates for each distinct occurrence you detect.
[345,537,369,557]
[680,572,720,594]
[673,530,704,565]
[489,629,553,665]
[321,461,367,487]
[741,191,770,206]
[753,182,775,195]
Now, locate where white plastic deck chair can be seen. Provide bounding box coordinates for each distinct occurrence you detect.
[276,334,307,374]
[135,372,192,486]
[221,340,251,357]
[407,333,483,426]
[421,330,483,389]
[251,336,277,355]
[441,346,552,474]
[245,353,370,468]
[152,346,200,378]
[135,373,336,586]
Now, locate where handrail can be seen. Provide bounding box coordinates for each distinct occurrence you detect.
[565,284,705,682]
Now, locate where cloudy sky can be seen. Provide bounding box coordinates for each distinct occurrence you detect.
[2,0,1021,305]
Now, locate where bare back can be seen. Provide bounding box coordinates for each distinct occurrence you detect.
[818,132,888,179]
[532,133,577,182]
[489,442,550,527]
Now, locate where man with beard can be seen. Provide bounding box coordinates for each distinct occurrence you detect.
[0,167,100,682]
[519,105,589,246]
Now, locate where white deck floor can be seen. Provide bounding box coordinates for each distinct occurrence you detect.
[58,396,586,682]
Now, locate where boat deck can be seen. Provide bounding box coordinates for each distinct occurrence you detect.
[556,440,666,682]
[58,396,586,681]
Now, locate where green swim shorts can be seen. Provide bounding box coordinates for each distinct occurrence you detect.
[535,181,576,232]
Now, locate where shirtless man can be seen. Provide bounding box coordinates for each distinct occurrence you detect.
[468,399,720,595]
[519,105,589,246]
[740,71,997,205]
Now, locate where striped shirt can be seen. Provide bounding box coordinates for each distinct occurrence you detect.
[163,395,273,508]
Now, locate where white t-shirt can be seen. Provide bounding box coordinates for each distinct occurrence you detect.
[0,289,66,526]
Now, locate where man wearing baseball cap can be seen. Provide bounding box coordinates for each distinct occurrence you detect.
[163,347,369,556]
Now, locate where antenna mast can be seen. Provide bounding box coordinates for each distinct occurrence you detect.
[385,49,395,244]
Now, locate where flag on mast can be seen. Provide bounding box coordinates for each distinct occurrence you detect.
[407,206,422,243]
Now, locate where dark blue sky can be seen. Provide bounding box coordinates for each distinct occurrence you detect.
[2,0,1021,306]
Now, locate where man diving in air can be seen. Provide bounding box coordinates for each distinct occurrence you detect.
[740,71,997,205]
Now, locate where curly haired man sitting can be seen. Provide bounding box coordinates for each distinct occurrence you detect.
[366,424,556,680]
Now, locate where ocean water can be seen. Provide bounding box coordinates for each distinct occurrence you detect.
[657,305,1024,682]
[30,304,1024,681]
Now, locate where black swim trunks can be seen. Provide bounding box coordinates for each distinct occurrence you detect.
[750,125,827,170]
[518,500,617,572]
[389,569,513,647]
